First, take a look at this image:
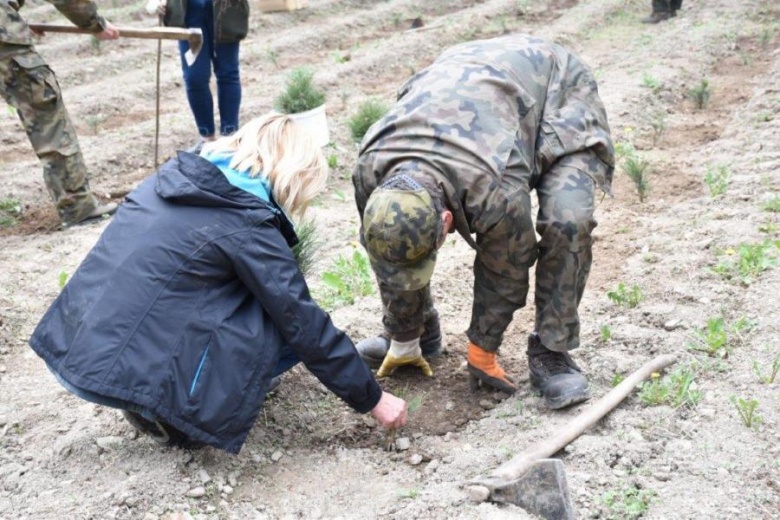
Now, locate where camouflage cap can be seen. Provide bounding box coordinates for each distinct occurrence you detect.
[362,175,440,291]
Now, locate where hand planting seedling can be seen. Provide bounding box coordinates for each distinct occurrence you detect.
[607,282,644,308]
[348,100,389,143]
[730,396,762,429]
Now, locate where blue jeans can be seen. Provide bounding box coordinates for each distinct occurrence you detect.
[178,0,241,137]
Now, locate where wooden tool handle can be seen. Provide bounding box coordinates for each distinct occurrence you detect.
[27,23,200,42]
[474,354,677,489]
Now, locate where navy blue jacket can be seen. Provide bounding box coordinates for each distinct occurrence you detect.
[29,152,382,453]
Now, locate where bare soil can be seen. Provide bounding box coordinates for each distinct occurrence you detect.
[1,0,778,518]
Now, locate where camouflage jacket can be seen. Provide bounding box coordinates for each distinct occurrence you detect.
[1,0,106,46]
[353,34,614,344]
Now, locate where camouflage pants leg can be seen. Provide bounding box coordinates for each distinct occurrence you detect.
[380,281,436,341]
[0,44,98,223]
[651,0,679,13]
[534,163,597,353]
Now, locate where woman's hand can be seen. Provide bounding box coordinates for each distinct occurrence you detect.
[96,22,120,41]
[370,391,408,429]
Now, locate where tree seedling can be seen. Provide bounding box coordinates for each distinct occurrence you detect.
[641,72,662,95]
[622,155,651,202]
[600,324,612,342]
[689,79,711,110]
[730,396,762,429]
[316,249,374,311]
[607,282,644,308]
[649,110,667,144]
[752,351,780,384]
[704,164,730,197]
[0,197,22,227]
[274,68,325,114]
[347,99,389,143]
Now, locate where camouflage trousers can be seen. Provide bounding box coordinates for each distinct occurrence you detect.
[652,0,682,12]
[0,43,99,223]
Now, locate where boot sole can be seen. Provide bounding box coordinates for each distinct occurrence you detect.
[529,375,591,410]
[467,365,518,395]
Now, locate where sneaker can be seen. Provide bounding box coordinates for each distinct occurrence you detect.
[527,334,591,409]
[356,312,442,368]
[122,410,203,449]
[640,11,672,23]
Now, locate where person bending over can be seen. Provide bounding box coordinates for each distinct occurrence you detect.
[30,114,406,452]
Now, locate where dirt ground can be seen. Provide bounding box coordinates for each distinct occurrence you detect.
[1,0,779,518]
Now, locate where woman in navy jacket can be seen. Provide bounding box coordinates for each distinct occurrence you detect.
[29,114,407,453]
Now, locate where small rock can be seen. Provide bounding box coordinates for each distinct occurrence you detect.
[443,432,453,442]
[198,469,211,485]
[443,456,455,464]
[412,432,423,439]
[445,402,455,411]
[699,408,715,418]
[395,437,411,451]
[206,505,216,513]
[0,416,7,427]
[271,451,284,462]
[362,416,377,428]
[142,513,159,520]
[227,472,239,488]
[251,453,263,464]
[663,319,682,331]
[654,471,671,482]
[186,486,206,498]
[408,454,423,466]
[96,436,125,451]
[467,485,490,503]
[425,459,440,474]
[479,400,495,410]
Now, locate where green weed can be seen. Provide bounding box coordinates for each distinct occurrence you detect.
[333,51,350,64]
[607,282,644,308]
[614,141,636,159]
[649,110,667,144]
[0,197,21,227]
[58,271,69,290]
[687,317,737,358]
[515,0,530,16]
[763,195,780,213]
[752,351,780,384]
[398,488,419,499]
[756,111,773,123]
[391,12,403,27]
[331,188,346,202]
[291,220,323,278]
[265,46,280,68]
[316,250,374,311]
[610,373,625,388]
[600,324,612,342]
[274,68,325,114]
[347,100,389,143]
[689,79,711,110]
[704,164,730,196]
[327,154,338,169]
[600,484,656,520]
[730,396,762,429]
[759,25,775,47]
[638,367,701,408]
[712,241,777,284]
[758,222,778,234]
[622,155,651,202]
[641,73,662,95]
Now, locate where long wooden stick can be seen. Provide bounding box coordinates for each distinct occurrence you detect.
[27,23,200,42]
[472,354,677,490]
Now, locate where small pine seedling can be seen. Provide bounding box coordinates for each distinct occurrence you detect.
[348,100,389,143]
[291,220,323,279]
[649,110,667,144]
[752,351,780,384]
[274,68,326,115]
[0,197,22,227]
[622,155,651,202]
[641,73,662,95]
[730,396,762,429]
[607,282,644,308]
[704,164,730,197]
[689,79,711,110]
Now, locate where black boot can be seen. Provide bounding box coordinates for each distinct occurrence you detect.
[356,311,442,368]
[527,334,590,409]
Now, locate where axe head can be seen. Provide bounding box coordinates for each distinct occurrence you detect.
[184,28,204,66]
[471,459,575,520]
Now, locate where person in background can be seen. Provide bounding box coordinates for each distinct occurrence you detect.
[0,0,119,225]
[29,114,407,453]
[151,0,248,141]
[641,0,682,24]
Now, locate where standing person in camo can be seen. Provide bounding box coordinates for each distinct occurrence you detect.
[0,0,119,225]
[352,34,614,410]
[150,0,247,141]
[29,114,407,453]
[641,0,682,24]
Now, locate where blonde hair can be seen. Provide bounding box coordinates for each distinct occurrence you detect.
[202,113,328,218]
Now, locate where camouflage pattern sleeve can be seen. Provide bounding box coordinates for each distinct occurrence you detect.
[48,0,107,32]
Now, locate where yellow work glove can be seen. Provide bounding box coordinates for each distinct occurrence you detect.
[377,338,433,377]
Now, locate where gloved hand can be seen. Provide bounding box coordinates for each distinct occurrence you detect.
[376,337,433,377]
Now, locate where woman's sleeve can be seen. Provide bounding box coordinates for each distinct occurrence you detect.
[232,218,382,414]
